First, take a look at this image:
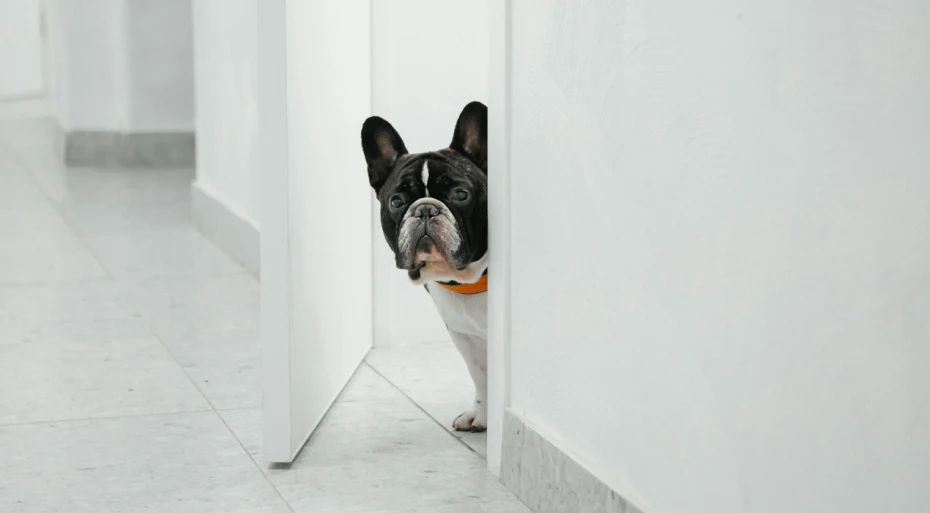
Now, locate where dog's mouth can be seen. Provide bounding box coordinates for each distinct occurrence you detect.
[416,234,436,255]
[407,235,437,280]
[407,261,426,280]
[406,235,465,280]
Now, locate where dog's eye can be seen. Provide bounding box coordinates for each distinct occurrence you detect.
[390,196,405,209]
[453,189,469,202]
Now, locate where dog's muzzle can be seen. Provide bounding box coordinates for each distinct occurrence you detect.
[396,198,462,274]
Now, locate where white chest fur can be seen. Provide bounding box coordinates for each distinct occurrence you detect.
[426,284,488,338]
[426,282,489,432]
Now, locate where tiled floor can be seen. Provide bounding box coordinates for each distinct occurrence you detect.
[0,116,528,513]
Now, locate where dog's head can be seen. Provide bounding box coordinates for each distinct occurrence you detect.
[361,101,488,285]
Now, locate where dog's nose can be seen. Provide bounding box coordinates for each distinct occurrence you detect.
[414,203,440,219]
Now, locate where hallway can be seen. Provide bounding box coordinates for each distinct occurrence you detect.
[0,115,527,513]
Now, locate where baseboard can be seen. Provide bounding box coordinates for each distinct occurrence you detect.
[191,181,260,277]
[64,130,195,167]
[501,410,646,513]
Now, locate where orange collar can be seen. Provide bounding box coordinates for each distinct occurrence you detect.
[436,273,488,295]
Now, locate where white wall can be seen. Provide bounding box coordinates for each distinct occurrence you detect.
[0,0,45,99]
[125,0,194,132]
[191,0,259,226]
[45,0,193,132]
[371,0,489,346]
[46,0,127,131]
[278,0,373,457]
[507,1,930,512]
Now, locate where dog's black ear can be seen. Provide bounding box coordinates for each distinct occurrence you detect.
[361,116,408,192]
[450,101,488,173]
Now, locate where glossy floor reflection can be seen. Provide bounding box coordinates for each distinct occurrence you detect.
[0,116,527,513]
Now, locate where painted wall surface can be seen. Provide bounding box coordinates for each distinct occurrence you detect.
[45,0,127,131]
[507,1,930,512]
[0,0,45,99]
[125,0,194,132]
[45,0,193,132]
[191,0,260,226]
[371,0,489,346]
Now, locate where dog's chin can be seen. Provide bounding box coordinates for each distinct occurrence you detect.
[406,248,460,285]
[407,261,427,283]
[405,251,488,287]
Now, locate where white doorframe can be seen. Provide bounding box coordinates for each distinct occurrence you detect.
[257,0,295,464]
[368,0,396,349]
[486,0,512,476]
[0,0,45,100]
[260,0,374,464]
[260,0,502,467]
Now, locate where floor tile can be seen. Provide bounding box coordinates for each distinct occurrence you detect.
[119,272,261,340]
[53,167,195,237]
[0,335,210,425]
[0,166,47,208]
[219,367,410,464]
[0,202,105,285]
[117,273,262,409]
[0,412,292,513]
[10,144,194,223]
[366,501,532,513]
[0,114,521,513]
[339,364,408,403]
[0,116,59,152]
[222,396,515,513]
[178,333,262,410]
[268,398,513,513]
[0,281,150,342]
[0,237,108,285]
[0,203,76,241]
[218,408,265,462]
[4,149,73,208]
[51,166,194,206]
[61,197,194,238]
[367,342,487,456]
[272,399,469,470]
[0,100,49,121]
[84,226,243,279]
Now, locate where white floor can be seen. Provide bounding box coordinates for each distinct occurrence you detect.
[0,116,528,513]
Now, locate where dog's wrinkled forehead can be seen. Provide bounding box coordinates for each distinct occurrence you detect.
[361,101,487,195]
[379,150,485,202]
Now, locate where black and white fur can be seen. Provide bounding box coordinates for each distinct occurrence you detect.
[361,102,489,432]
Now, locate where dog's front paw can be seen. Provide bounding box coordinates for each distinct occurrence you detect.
[453,403,488,432]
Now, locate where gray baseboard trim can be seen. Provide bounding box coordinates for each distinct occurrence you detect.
[502,410,645,513]
[191,181,260,277]
[64,130,195,167]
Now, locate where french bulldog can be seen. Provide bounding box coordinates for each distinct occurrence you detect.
[361,101,489,432]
